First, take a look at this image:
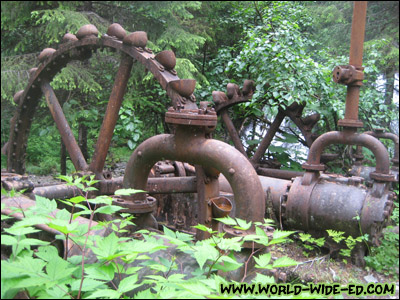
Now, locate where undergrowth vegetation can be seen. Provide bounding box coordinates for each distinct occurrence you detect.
[1,176,302,299]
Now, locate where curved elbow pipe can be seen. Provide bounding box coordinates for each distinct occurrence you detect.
[363,131,399,165]
[123,130,265,223]
[304,131,391,176]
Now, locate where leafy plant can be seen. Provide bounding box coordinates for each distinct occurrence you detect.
[364,228,399,278]
[298,233,326,257]
[1,176,299,299]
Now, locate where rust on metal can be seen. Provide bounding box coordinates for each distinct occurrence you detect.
[256,167,304,180]
[302,130,395,182]
[6,24,198,175]
[122,123,265,226]
[41,80,89,171]
[336,1,367,128]
[89,53,134,178]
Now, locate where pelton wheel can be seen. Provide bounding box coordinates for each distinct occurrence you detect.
[6,23,198,179]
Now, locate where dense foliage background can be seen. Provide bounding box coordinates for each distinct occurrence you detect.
[1,1,399,174]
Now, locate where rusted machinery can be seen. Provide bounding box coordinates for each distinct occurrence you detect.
[1,21,264,241]
[1,1,398,266]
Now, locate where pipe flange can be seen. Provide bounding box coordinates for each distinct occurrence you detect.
[337,119,364,128]
[302,163,325,171]
[112,195,157,213]
[165,108,217,128]
[369,171,397,182]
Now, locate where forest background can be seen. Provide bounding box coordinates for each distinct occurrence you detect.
[1,1,399,175]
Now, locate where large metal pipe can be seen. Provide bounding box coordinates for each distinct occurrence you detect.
[219,174,290,213]
[304,130,392,178]
[123,127,265,223]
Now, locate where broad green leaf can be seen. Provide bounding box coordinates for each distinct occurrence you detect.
[94,205,123,214]
[272,229,296,240]
[18,238,50,247]
[118,274,141,294]
[88,195,113,205]
[192,224,213,234]
[85,263,115,281]
[1,235,17,246]
[34,195,57,213]
[213,255,243,272]
[2,256,46,278]
[46,257,76,281]
[70,278,106,292]
[254,253,272,268]
[272,256,298,268]
[92,232,120,260]
[12,276,50,289]
[193,244,219,270]
[253,273,275,284]
[36,285,70,299]
[56,209,71,221]
[235,218,252,230]
[35,246,60,262]
[67,196,86,204]
[4,226,41,236]
[214,216,237,226]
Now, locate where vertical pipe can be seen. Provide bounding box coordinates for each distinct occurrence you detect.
[344,1,367,122]
[89,54,134,177]
[349,1,367,69]
[41,80,88,171]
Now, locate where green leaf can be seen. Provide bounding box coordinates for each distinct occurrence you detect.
[234,218,252,230]
[67,196,86,204]
[253,273,275,284]
[272,229,296,240]
[35,246,60,262]
[85,263,115,281]
[4,226,41,236]
[2,256,46,278]
[94,205,123,214]
[214,216,237,226]
[1,235,18,246]
[213,255,243,272]
[118,274,141,294]
[254,253,272,268]
[46,257,76,281]
[92,232,121,260]
[272,256,298,268]
[18,238,50,247]
[193,243,219,270]
[70,278,107,292]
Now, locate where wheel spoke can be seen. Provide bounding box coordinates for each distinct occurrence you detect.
[89,53,134,178]
[40,80,89,171]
